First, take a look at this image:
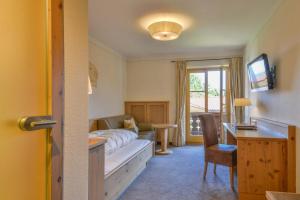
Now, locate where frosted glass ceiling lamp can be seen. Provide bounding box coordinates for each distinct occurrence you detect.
[147,21,183,41]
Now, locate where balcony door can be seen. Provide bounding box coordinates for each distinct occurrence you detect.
[186,67,230,144]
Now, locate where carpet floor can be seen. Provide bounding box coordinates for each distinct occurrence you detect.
[118,145,238,200]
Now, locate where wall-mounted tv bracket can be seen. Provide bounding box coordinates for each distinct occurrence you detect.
[270,65,276,87]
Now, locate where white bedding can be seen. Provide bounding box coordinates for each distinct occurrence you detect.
[89,129,138,156]
[105,139,151,176]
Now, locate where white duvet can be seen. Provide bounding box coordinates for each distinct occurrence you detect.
[89,129,138,156]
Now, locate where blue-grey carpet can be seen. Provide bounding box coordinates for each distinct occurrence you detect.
[118,145,238,200]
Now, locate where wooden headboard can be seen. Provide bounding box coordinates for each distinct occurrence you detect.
[124,101,169,123]
[251,117,296,192]
[89,119,99,132]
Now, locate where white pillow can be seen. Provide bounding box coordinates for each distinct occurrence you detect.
[124,118,139,133]
[89,129,138,156]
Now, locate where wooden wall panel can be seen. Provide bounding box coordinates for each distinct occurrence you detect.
[89,120,98,132]
[130,104,147,122]
[125,101,169,124]
[147,103,169,124]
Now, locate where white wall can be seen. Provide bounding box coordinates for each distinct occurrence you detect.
[244,0,300,191]
[64,0,89,199]
[89,38,127,119]
[126,60,176,123]
[126,60,177,139]
[126,57,240,140]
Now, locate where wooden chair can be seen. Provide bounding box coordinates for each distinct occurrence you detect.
[199,114,237,189]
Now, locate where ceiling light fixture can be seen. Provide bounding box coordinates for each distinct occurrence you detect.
[147,21,183,41]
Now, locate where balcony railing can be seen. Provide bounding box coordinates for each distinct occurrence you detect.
[190,112,221,137]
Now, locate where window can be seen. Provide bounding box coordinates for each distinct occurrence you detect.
[186,67,230,143]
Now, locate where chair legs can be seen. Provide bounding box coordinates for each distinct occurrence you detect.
[213,163,217,174]
[229,166,234,190]
[203,162,235,190]
[203,161,208,179]
[203,162,217,178]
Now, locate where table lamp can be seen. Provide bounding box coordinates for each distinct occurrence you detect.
[234,98,252,127]
[88,76,93,95]
[234,98,252,107]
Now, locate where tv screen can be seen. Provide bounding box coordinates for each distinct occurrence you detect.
[247,54,274,92]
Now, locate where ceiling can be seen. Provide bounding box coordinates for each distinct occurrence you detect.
[89,0,282,60]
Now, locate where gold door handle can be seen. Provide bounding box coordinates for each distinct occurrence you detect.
[19,116,57,131]
[30,120,57,127]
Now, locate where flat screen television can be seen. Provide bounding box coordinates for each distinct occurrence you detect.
[247,53,274,92]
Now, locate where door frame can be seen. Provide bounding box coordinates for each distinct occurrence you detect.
[50,1,64,200]
[186,67,229,144]
[186,69,205,144]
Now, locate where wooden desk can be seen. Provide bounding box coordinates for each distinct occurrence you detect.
[223,119,296,200]
[266,191,300,200]
[223,123,287,144]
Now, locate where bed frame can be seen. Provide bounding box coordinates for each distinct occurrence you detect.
[104,142,153,200]
[89,119,153,200]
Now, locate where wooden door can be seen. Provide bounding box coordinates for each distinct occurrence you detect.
[0,1,55,200]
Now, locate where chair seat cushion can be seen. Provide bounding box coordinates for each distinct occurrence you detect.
[206,144,237,166]
[208,144,237,154]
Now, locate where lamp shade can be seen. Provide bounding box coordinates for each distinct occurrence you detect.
[88,76,93,95]
[148,21,183,41]
[234,98,252,107]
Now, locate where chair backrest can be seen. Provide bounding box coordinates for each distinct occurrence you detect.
[199,114,219,148]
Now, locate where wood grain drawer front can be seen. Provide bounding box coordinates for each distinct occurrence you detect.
[104,143,153,200]
[89,145,105,200]
[238,140,287,196]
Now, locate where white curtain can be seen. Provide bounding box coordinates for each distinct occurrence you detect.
[173,61,188,146]
[229,57,244,124]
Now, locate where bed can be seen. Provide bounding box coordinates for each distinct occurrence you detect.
[89,128,153,200]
